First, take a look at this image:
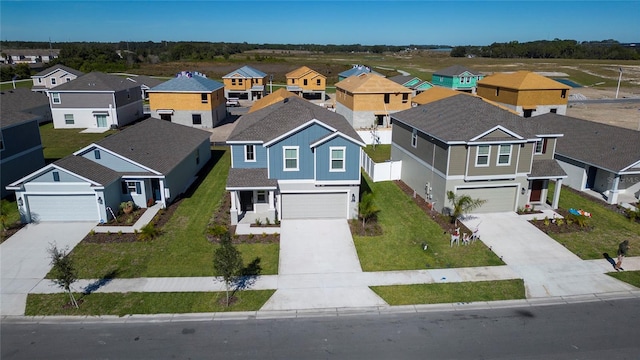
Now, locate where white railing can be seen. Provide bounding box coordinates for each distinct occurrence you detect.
[361,151,402,182]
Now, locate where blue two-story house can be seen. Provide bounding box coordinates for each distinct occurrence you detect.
[226,96,365,224]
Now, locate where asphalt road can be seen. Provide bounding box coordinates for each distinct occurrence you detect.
[2,298,639,359]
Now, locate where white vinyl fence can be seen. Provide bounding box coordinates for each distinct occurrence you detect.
[361,151,402,182]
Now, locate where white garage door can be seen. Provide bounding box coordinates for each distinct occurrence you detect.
[26,195,99,222]
[456,186,517,213]
[281,193,347,219]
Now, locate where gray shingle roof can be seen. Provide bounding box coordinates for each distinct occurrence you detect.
[392,94,552,143]
[338,65,381,78]
[0,88,50,127]
[226,168,277,189]
[227,96,363,144]
[54,155,121,186]
[93,118,211,174]
[150,72,224,92]
[388,75,415,85]
[127,75,166,88]
[51,72,141,92]
[534,113,640,173]
[529,159,567,179]
[433,65,480,77]
[222,66,267,79]
[33,64,84,78]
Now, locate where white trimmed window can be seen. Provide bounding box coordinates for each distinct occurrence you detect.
[51,92,61,104]
[330,147,346,172]
[245,145,255,162]
[283,146,299,171]
[64,114,74,125]
[476,145,490,166]
[201,93,208,103]
[411,129,418,148]
[535,140,544,154]
[497,144,512,165]
[51,77,57,85]
[256,190,267,203]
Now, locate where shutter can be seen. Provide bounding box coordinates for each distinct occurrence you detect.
[135,182,141,194]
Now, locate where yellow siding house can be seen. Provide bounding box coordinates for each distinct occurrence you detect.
[286,66,326,100]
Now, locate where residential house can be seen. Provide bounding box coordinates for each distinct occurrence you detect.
[1,87,52,124]
[338,64,383,81]
[7,118,211,223]
[412,86,519,114]
[248,88,298,113]
[31,64,84,92]
[222,65,268,101]
[534,113,640,204]
[126,75,166,100]
[431,65,484,93]
[388,75,433,96]
[0,49,60,64]
[335,73,412,129]
[0,97,46,198]
[391,94,567,214]
[47,72,144,129]
[286,66,326,100]
[148,71,226,128]
[226,96,365,224]
[476,71,571,117]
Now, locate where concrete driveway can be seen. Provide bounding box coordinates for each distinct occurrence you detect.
[461,212,636,298]
[1,222,96,316]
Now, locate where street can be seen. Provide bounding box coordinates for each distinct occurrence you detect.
[2,298,639,359]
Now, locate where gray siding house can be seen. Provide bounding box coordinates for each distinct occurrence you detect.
[7,118,211,223]
[31,64,84,92]
[47,72,144,129]
[391,94,567,214]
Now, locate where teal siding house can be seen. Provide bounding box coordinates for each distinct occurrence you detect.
[389,75,434,96]
[431,65,484,93]
[226,96,365,224]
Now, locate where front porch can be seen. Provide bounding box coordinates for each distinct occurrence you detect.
[235,210,281,235]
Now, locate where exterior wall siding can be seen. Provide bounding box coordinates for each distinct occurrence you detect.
[28,168,87,183]
[391,121,448,175]
[100,180,122,221]
[51,92,115,109]
[555,155,587,190]
[466,144,519,177]
[352,93,411,112]
[164,141,211,203]
[231,144,268,168]
[81,148,149,172]
[448,146,467,176]
[1,121,42,158]
[114,100,144,127]
[1,148,45,198]
[268,124,332,180]
[517,143,534,173]
[114,87,142,106]
[314,137,361,182]
[149,89,225,112]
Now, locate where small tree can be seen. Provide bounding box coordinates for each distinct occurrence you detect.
[446,191,486,224]
[359,192,380,229]
[48,244,79,309]
[213,232,243,306]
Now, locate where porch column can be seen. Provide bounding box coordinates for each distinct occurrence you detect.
[609,175,620,204]
[230,191,239,225]
[159,179,167,208]
[268,190,275,210]
[552,178,563,209]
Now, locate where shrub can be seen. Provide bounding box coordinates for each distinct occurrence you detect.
[207,224,228,237]
[556,218,565,226]
[265,218,271,225]
[262,232,268,238]
[117,230,123,236]
[254,218,262,226]
[89,230,96,236]
[137,223,159,241]
[248,233,254,239]
[543,217,550,226]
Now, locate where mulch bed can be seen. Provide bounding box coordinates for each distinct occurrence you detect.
[348,218,383,236]
[528,208,593,234]
[0,222,26,244]
[97,208,147,226]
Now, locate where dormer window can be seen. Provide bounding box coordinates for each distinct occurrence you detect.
[53,171,60,182]
[51,78,57,85]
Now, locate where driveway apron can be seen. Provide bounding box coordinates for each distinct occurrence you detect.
[1,222,96,316]
[462,213,636,298]
[261,219,386,310]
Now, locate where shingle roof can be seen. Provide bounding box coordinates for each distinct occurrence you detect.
[338,65,382,78]
[223,66,267,79]
[392,94,553,143]
[286,66,325,79]
[248,88,298,113]
[478,71,571,90]
[433,65,481,77]
[226,168,277,189]
[33,64,84,78]
[149,72,224,92]
[94,118,211,174]
[228,96,363,144]
[534,113,640,173]
[529,159,567,179]
[54,155,122,186]
[0,88,50,127]
[51,71,141,92]
[127,75,166,88]
[412,87,518,114]
[335,73,412,94]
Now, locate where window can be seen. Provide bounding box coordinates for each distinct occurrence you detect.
[523,109,533,118]
[38,78,42,83]
[160,114,172,121]
[283,146,298,171]
[53,171,60,182]
[66,77,71,83]
[94,150,101,159]
[384,94,390,104]
[439,76,443,82]
[123,181,140,194]
[64,114,74,125]
[192,114,202,125]
[257,190,267,203]
[497,144,512,165]
[476,145,490,166]
[402,93,409,103]
[238,79,243,85]
[201,93,208,103]
[411,129,418,148]
[495,87,500,96]
[231,79,236,85]
[316,79,321,86]
[375,115,385,127]
[561,89,567,99]
[245,145,255,162]
[535,139,547,154]
[303,79,308,86]
[330,147,345,172]
[51,92,61,104]
[550,108,557,113]
[51,78,57,85]
[195,149,200,165]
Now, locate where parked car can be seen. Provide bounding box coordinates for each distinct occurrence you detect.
[226,98,240,107]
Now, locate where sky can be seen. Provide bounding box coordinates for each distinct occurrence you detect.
[1,1,638,46]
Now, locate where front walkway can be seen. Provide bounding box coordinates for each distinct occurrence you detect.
[93,203,162,233]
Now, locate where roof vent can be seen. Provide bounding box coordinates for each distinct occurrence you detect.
[283,98,289,103]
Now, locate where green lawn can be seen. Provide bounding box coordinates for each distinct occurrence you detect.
[26,290,275,316]
[546,182,640,259]
[372,279,526,305]
[0,79,32,90]
[607,271,640,288]
[363,145,391,163]
[39,122,116,162]
[58,148,279,279]
[353,176,504,271]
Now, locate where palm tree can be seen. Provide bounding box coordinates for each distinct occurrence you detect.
[358,192,380,229]
[446,191,486,223]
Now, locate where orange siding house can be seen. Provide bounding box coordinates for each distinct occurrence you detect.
[286,66,326,100]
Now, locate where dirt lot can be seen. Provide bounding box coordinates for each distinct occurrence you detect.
[567,87,640,130]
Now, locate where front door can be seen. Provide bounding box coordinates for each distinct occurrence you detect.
[240,191,254,212]
[530,180,544,202]
[96,115,108,128]
[586,166,598,189]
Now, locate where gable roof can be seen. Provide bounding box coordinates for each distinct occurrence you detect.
[126,75,166,88]
[478,71,571,90]
[248,88,298,113]
[149,71,224,92]
[335,73,412,94]
[33,64,84,78]
[433,65,481,77]
[51,71,141,92]
[534,113,640,173]
[223,66,267,79]
[286,66,325,79]
[392,94,554,143]
[87,118,211,174]
[338,65,382,78]
[0,88,50,127]
[54,155,122,186]
[228,96,363,144]
[413,86,518,114]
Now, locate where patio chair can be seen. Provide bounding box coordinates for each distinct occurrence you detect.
[450,227,460,247]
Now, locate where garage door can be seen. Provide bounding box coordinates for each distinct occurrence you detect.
[26,195,99,222]
[456,186,517,213]
[281,193,347,219]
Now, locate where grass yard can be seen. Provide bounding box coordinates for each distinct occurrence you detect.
[546,182,640,260]
[57,148,279,279]
[25,290,275,316]
[371,279,526,305]
[39,122,117,162]
[607,271,640,288]
[353,175,504,271]
[363,145,391,163]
